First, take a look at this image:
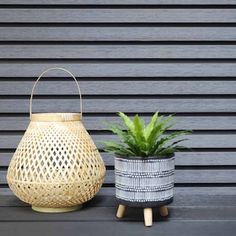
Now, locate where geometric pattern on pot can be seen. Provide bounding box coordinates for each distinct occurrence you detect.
[115,156,175,207]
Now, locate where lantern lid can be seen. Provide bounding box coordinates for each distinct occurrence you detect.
[31,113,82,122]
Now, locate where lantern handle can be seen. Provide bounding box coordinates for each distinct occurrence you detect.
[30,67,83,120]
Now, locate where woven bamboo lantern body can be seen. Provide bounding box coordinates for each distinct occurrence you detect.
[7,68,106,213]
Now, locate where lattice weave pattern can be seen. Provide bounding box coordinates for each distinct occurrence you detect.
[7,114,106,208]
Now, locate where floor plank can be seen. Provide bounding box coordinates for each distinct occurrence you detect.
[1,188,236,235]
[0,205,117,222]
[1,221,236,236]
[0,205,236,222]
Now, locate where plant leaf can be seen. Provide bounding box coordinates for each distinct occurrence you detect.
[102,112,191,158]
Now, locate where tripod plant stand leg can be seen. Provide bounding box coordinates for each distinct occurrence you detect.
[144,208,153,227]
[159,206,169,217]
[116,204,126,218]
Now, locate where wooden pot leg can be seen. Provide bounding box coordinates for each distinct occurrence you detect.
[159,206,168,217]
[116,204,126,218]
[144,208,153,227]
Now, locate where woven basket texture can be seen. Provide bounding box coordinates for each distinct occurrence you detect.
[7,113,106,208]
[7,67,105,209]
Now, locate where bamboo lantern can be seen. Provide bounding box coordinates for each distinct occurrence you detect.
[7,67,106,213]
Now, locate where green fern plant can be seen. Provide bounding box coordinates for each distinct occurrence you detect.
[103,112,191,158]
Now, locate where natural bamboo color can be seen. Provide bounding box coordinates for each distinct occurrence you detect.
[32,205,82,213]
[144,208,153,227]
[7,68,106,212]
[116,204,126,218]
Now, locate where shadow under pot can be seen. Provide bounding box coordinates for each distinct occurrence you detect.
[114,155,175,226]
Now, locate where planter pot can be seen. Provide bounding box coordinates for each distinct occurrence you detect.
[115,155,175,208]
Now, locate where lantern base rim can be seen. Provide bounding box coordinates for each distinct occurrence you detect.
[32,204,82,213]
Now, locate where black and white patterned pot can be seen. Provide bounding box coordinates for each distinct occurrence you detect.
[115,155,175,207]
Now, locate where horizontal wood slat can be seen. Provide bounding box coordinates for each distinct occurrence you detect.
[2,187,236,206]
[2,169,236,184]
[1,0,235,5]
[1,186,236,199]
[1,98,236,113]
[0,63,236,77]
[0,27,235,41]
[1,152,236,167]
[0,9,236,23]
[0,134,235,149]
[0,81,235,95]
[2,45,236,59]
[0,116,235,131]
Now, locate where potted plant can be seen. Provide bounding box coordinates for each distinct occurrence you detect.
[103,112,190,226]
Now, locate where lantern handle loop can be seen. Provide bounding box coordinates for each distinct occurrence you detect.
[30,67,82,120]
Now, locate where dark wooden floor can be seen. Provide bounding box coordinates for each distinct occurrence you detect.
[1,187,236,236]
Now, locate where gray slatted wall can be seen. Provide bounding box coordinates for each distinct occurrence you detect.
[0,0,235,193]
